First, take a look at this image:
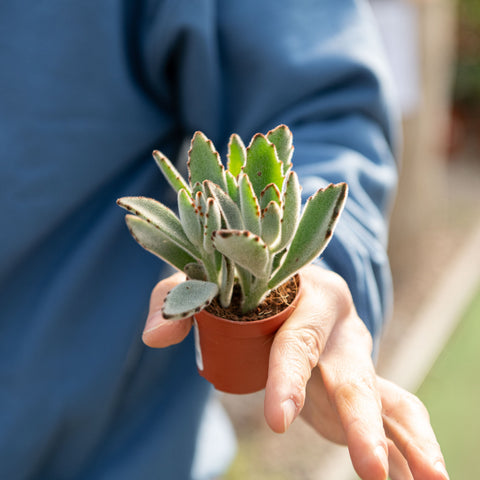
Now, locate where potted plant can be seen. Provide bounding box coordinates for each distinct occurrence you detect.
[118,125,347,394]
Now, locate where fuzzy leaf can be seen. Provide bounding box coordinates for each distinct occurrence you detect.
[269,183,348,290]
[225,171,239,204]
[267,125,294,174]
[260,183,281,210]
[227,133,246,177]
[219,257,234,308]
[188,132,227,192]
[184,262,207,281]
[203,197,221,254]
[204,181,244,230]
[125,215,197,272]
[162,280,219,320]
[178,189,203,248]
[153,150,191,195]
[236,265,252,300]
[244,134,284,199]
[276,171,301,251]
[238,173,261,236]
[261,201,282,247]
[194,190,206,217]
[212,230,270,279]
[117,196,200,259]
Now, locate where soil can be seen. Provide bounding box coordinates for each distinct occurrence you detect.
[206,275,299,321]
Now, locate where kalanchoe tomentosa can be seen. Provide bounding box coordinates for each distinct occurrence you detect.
[117,125,348,320]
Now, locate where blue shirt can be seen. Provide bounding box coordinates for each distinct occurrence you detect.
[0,1,398,478]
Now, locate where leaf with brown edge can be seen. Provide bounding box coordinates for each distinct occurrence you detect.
[153,150,191,195]
[238,173,261,236]
[204,180,244,230]
[244,134,284,200]
[227,133,246,177]
[212,230,270,279]
[162,280,219,321]
[124,215,197,272]
[268,182,348,290]
[188,131,227,192]
[267,124,294,174]
[261,201,282,248]
[259,183,281,210]
[117,196,201,259]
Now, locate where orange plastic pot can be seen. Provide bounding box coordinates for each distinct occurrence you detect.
[193,282,301,394]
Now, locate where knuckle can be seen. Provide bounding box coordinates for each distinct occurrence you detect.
[349,319,373,352]
[385,387,430,420]
[326,272,355,310]
[276,326,324,371]
[333,374,378,407]
[404,391,430,417]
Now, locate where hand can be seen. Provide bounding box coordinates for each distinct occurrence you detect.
[264,265,448,480]
[142,267,449,480]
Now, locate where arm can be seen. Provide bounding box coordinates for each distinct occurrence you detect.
[140,1,447,478]
[165,0,399,344]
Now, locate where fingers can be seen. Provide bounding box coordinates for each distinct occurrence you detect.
[265,264,389,478]
[142,272,193,348]
[378,377,449,480]
[387,440,414,480]
[318,318,389,480]
[264,266,344,433]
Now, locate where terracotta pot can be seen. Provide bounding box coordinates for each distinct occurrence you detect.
[193,281,301,394]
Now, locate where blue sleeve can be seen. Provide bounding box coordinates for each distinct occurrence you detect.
[141,0,399,343]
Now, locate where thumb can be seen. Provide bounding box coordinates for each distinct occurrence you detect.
[142,272,193,348]
[264,268,338,433]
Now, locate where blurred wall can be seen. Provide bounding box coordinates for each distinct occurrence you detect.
[382,0,457,271]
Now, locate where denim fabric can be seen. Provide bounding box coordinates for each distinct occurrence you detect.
[0,1,397,478]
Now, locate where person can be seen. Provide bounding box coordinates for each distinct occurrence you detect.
[0,1,448,479]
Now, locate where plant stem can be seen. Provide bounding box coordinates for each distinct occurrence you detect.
[241,277,270,313]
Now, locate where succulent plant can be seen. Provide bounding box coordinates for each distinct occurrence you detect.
[117,125,347,320]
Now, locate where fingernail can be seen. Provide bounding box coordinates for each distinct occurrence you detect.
[374,445,389,478]
[143,313,165,335]
[281,399,297,432]
[434,461,449,479]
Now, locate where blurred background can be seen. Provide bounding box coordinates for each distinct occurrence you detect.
[221,0,480,478]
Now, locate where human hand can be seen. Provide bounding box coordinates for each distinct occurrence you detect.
[142,271,193,348]
[142,267,448,480]
[264,265,448,480]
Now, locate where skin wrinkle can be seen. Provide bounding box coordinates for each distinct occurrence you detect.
[144,264,449,479]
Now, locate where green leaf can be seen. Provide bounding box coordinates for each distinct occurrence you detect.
[261,201,282,247]
[259,183,281,210]
[268,183,348,290]
[212,230,270,279]
[153,150,191,195]
[236,265,252,300]
[244,134,284,199]
[238,173,261,236]
[219,257,234,308]
[267,125,294,174]
[225,171,239,204]
[188,131,227,192]
[117,196,200,259]
[276,171,301,251]
[124,215,197,272]
[203,197,221,254]
[178,189,203,248]
[184,262,207,281]
[227,133,246,177]
[194,189,207,217]
[204,180,244,230]
[162,280,219,321]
